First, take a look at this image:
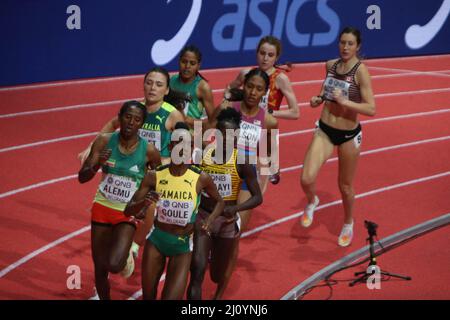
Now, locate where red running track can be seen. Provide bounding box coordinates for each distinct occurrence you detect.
[0,55,449,300]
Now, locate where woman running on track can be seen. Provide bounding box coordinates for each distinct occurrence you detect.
[187,107,263,300]
[78,67,184,165]
[300,27,376,247]
[225,35,299,185]
[215,68,277,232]
[78,101,161,300]
[124,122,224,300]
[78,67,185,264]
[170,45,215,129]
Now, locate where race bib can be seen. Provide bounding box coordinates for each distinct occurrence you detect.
[99,174,137,203]
[323,76,350,101]
[259,90,270,110]
[157,199,195,227]
[238,121,262,150]
[139,129,161,151]
[204,174,232,198]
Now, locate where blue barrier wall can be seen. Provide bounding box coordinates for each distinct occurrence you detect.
[1,0,450,86]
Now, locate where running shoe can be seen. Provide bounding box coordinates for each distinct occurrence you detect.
[338,221,354,247]
[131,242,139,259]
[269,171,281,185]
[301,196,319,228]
[88,287,99,300]
[120,249,135,279]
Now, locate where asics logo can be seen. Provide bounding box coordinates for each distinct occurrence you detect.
[405,0,450,49]
[151,0,202,65]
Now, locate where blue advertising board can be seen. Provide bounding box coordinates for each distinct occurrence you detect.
[1,0,449,86]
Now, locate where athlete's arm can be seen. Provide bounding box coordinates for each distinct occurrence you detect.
[225,164,262,216]
[198,172,225,232]
[124,170,158,218]
[310,60,335,108]
[332,63,376,116]
[166,109,186,131]
[198,79,216,124]
[78,134,111,183]
[272,73,299,119]
[146,144,162,170]
[77,117,120,163]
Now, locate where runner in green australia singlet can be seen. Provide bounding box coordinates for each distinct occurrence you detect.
[139,101,177,159]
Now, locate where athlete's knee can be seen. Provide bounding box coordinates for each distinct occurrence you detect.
[301,171,316,187]
[339,182,354,198]
[107,254,126,274]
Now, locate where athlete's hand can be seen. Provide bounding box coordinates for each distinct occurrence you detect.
[222,205,239,224]
[310,96,323,108]
[201,216,214,236]
[98,148,112,166]
[144,191,160,206]
[332,88,347,105]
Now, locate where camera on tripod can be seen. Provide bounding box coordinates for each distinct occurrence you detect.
[364,220,378,237]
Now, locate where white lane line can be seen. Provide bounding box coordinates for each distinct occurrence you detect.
[279,108,450,138]
[1,54,448,92]
[0,132,98,153]
[0,136,448,281]
[369,66,450,79]
[0,174,77,200]
[280,135,450,173]
[2,107,448,154]
[129,171,450,300]
[3,66,450,119]
[0,225,91,278]
[0,98,141,119]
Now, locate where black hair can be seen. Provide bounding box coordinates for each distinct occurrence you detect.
[339,26,362,46]
[174,121,190,131]
[216,107,241,128]
[118,100,146,124]
[144,66,170,87]
[164,88,192,112]
[178,44,208,82]
[179,45,202,63]
[244,68,270,92]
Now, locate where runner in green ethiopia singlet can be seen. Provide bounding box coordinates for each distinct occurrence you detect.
[94,131,148,211]
[138,101,176,158]
[170,74,204,120]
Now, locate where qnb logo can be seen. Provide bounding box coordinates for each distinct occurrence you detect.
[405,0,450,49]
[212,0,340,52]
[151,0,203,65]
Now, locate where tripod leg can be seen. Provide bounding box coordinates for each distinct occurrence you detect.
[349,274,368,287]
[380,271,411,281]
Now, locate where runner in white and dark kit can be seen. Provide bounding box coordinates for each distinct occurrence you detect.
[300,27,376,247]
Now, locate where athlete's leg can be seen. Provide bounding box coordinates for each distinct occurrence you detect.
[300,130,335,203]
[211,237,239,300]
[141,241,166,300]
[337,136,361,225]
[107,222,136,273]
[161,252,192,300]
[187,221,213,300]
[91,224,113,300]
